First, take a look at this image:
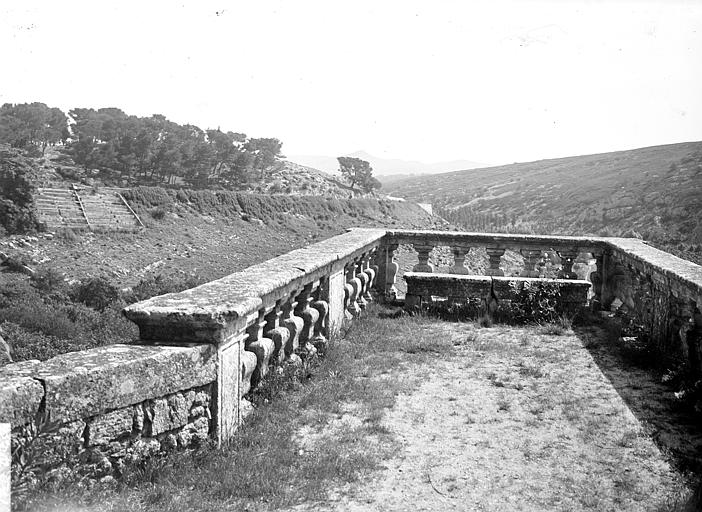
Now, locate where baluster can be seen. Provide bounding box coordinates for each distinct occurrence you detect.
[451,245,471,275]
[557,248,579,279]
[356,256,369,310]
[413,243,435,273]
[264,299,290,364]
[346,261,363,316]
[240,332,256,397]
[362,250,376,303]
[311,281,330,352]
[246,309,275,387]
[296,282,320,346]
[520,249,542,277]
[283,289,304,355]
[485,247,505,276]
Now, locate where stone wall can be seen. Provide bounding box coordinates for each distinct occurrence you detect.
[2,343,215,481]
[602,238,702,371]
[404,272,591,318]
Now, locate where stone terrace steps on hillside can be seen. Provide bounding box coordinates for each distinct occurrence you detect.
[35,187,143,231]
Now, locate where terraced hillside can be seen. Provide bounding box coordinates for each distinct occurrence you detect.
[35,187,142,231]
[386,141,702,263]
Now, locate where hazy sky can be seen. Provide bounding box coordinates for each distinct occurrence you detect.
[1,0,701,165]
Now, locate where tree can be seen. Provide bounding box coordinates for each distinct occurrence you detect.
[337,156,381,194]
[0,103,67,154]
[246,138,283,182]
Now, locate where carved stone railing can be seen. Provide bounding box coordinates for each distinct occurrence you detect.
[122,228,384,445]
[379,230,606,298]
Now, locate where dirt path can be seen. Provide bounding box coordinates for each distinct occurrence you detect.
[290,325,693,511]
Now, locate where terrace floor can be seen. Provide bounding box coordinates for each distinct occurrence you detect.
[288,318,701,512]
[27,312,702,511]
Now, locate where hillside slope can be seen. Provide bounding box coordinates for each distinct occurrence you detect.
[386,142,702,262]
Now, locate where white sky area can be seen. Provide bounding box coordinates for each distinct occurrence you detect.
[1,0,701,165]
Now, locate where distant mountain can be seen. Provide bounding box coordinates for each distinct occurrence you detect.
[384,141,702,264]
[288,151,485,177]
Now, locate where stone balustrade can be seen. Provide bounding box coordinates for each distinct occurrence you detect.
[1,227,700,481]
[378,230,702,372]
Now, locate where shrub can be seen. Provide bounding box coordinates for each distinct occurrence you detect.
[71,277,120,311]
[30,268,66,293]
[150,207,167,220]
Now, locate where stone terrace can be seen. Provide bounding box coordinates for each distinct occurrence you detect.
[1,228,701,483]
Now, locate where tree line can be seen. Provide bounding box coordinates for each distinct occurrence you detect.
[0,102,284,188]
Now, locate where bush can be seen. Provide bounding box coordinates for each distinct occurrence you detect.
[150,207,167,220]
[30,268,66,293]
[71,277,120,311]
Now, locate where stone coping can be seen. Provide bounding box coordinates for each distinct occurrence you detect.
[123,229,387,343]
[385,230,608,251]
[0,344,216,425]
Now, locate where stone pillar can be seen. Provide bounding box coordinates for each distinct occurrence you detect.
[485,247,505,276]
[283,290,304,355]
[557,249,579,279]
[451,245,471,275]
[325,269,346,337]
[413,244,435,273]
[216,332,244,445]
[520,249,542,278]
[264,300,290,365]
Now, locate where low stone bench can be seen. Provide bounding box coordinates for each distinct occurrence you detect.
[404,272,591,318]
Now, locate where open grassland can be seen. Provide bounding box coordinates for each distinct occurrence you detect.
[385,141,702,264]
[21,307,702,511]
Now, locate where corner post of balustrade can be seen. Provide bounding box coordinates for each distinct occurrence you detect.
[413,243,435,273]
[122,303,256,448]
[520,249,543,278]
[557,248,579,279]
[374,241,399,302]
[485,247,505,276]
[451,244,471,275]
[264,300,291,365]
